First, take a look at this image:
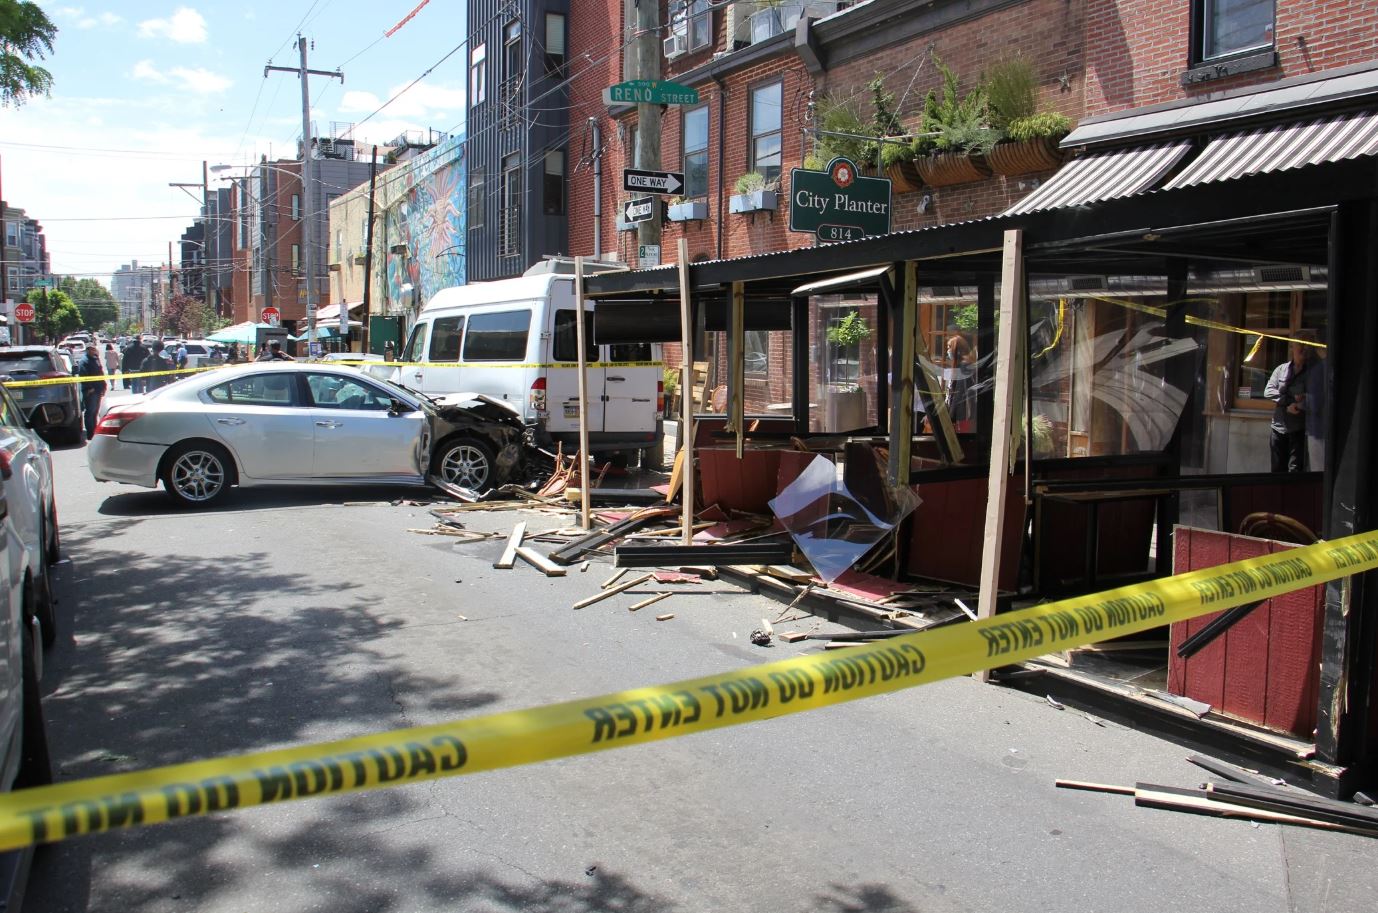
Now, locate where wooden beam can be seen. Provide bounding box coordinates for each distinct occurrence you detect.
[514,546,566,577]
[493,521,527,569]
[573,573,653,609]
[887,264,913,484]
[678,237,696,545]
[574,255,592,530]
[910,261,963,465]
[730,280,745,459]
[975,229,1025,679]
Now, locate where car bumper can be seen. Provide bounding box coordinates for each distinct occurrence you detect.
[87,436,165,487]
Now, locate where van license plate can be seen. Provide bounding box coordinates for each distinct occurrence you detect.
[563,403,580,418]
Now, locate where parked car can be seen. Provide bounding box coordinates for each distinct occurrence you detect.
[167,340,227,369]
[88,362,534,506]
[0,347,84,446]
[0,386,60,647]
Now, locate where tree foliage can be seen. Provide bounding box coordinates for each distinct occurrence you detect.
[160,294,211,338]
[26,287,80,341]
[0,0,57,107]
[57,276,118,329]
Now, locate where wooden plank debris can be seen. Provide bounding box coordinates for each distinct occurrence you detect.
[1185,754,1280,788]
[548,506,679,566]
[514,546,566,577]
[601,568,629,589]
[780,631,810,643]
[656,613,675,621]
[629,592,672,612]
[1205,782,1378,831]
[572,573,653,609]
[494,521,527,569]
[614,542,794,568]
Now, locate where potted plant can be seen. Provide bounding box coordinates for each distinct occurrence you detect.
[667,195,709,222]
[982,57,1070,176]
[824,310,872,432]
[729,172,778,213]
[914,59,998,187]
[806,93,876,173]
[866,76,922,193]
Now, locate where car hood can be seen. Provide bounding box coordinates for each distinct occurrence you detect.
[432,392,524,427]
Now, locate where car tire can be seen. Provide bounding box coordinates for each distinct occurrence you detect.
[45,503,60,565]
[161,440,234,507]
[432,436,496,492]
[16,619,53,791]
[34,544,56,650]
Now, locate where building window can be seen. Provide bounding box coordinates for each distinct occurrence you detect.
[544,149,565,216]
[291,194,301,220]
[4,222,15,247]
[468,165,485,229]
[683,104,709,198]
[627,123,639,169]
[503,19,522,101]
[500,153,522,258]
[1196,0,1274,62]
[291,244,300,274]
[544,13,566,72]
[335,229,343,260]
[744,330,769,376]
[749,81,783,186]
[667,0,711,55]
[470,43,487,105]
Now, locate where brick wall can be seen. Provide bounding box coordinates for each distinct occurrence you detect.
[1085,0,1378,116]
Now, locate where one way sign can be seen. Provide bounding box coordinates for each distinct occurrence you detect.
[622,196,655,224]
[623,168,684,195]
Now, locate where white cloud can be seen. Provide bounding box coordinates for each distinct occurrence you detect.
[138,7,208,44]
[100,12,122,26]
[335,81,465,120]
[130,60,231,94]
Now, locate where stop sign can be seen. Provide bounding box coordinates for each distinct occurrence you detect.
[13,302,34,323]
[261,307,281,327]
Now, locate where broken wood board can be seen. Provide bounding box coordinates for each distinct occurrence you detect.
[816,569,928,602]
[494,521,528,569]
[572,573,653,609]
[651,571,705,584]
[514,546,565,577]
[629,592,672,612]
[548,506,679,566]
[615,542,794,568]
[692,519,769,543]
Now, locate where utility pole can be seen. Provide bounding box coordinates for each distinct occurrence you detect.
[634,0,662,256]
[361,145,379,353]
[267,36,343,357]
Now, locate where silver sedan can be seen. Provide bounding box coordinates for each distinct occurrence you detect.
[88,363,526,506]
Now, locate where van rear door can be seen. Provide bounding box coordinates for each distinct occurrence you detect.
[602,342,660,435]
[546,309,605,436]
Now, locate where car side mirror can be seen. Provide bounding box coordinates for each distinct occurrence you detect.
[28,403,63,430]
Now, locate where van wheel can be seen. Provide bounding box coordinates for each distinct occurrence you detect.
[433,437,495,492]
[16,621,53,790]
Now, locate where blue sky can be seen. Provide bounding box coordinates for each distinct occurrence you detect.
[0,2,468,285]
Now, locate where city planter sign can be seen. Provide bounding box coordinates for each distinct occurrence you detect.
[602,79,700,106]
[789,158,892,241]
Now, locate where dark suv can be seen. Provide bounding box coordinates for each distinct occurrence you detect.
[0,347,84,446]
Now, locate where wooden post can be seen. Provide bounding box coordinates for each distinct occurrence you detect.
[887,264,914,484]
[574,256,592,530]
[730,280,745,459]
[976,229,1025,681]
[677,238,696,545]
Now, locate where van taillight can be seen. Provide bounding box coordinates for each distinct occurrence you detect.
[529,377,547,414]
[657,380,664,415]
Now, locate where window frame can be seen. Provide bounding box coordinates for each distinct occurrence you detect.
[291,243,301,274]
[543,149,565,216]
[468,165,486,230]
[500,153,522,259]
[682,104,709,199]
[470,42,487,105]
[503,19,523,95]
[427,315,465,363]
[291,194,301,220]
[544,12,566,72]
[748,79,784,186]
[1190,0,1276,65]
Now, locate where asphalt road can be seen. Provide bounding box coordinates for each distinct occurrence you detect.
[18,425,1376,913]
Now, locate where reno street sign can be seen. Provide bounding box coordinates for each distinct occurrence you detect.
[789,157,892,240]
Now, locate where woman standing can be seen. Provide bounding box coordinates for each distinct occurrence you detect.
[102,342,120,391]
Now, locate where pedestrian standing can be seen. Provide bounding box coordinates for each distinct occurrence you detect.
[256,341,295,361]
[1264,336,1319,473]
[122,337,148,393]
[140,341,176,392]
[384,340,396,363]
[77,344,106,441]
[102,342,119,391]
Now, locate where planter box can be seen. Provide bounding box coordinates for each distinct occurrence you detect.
[667,200,709,222]
[729,190,778,214]
[987,137,1065,177]
[916,151,991,187]
[823,387,868,432]
[885,159,923,193]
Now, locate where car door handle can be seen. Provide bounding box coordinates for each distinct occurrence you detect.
[216,418,246,426]
[315,420,343,428]
[607,375,626,382]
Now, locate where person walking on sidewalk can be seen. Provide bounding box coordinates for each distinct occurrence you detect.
[102,342,120,391]
[77,344,106,441]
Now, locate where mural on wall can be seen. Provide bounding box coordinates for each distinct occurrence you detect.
[379,132,466,310]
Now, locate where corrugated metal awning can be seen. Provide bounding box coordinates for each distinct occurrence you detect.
[1163,110,1378,190]
[1003,142,1192,215]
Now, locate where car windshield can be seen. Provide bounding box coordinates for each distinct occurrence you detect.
[369,374,436,411]
[0,354,55,374]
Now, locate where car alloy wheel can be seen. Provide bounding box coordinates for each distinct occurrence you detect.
[164,444,230,505]
[437,439,493,491]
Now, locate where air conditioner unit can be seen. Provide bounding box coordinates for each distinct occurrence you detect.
[1253,265,1312,285]
[1067,275,1108,292]
[663,32,687,59]
[726,3,753,49]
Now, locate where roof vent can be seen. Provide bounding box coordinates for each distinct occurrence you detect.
[1068,276,1108,292]
[1253,265,1310,285]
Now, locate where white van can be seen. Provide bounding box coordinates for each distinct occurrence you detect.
[396,269,663,460]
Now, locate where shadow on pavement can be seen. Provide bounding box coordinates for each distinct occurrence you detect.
[94,484,439,518]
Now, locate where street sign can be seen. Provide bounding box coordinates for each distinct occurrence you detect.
[602,79,700,106]
[31,278,52,289]
[261,306,281,326]
[622,196,655,224]
[623,168,684,196]
[13,302,34,323]
[789,157,893,240]
[638,244,661,266]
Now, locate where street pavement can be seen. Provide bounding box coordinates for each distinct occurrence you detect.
[18,422,1377,913]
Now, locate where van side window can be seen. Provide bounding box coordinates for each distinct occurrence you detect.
[609,343,652,363]
[402,325,426,363]
[429,316,465,362]
[463,310,530,361]
[553,310,597,362]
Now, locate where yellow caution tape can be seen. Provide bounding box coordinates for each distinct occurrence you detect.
[1,365,223,387]
[1,529,1374,851]
[1085,295,1326,349]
